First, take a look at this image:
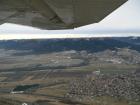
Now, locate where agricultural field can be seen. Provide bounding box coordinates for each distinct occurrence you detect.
[0,38,140,105]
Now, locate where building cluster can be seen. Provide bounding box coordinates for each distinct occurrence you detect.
[90,48,140,64]
[67,71,140,102]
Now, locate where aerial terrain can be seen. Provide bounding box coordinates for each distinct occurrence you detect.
[0,37,139,105]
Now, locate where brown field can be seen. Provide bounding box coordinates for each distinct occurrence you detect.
[0,49,139,105]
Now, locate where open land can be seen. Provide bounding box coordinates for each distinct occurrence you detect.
[0,38,140,105]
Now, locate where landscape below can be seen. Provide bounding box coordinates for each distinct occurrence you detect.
[0,37,139,105]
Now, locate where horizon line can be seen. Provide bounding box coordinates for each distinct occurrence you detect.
[0,34,139,40]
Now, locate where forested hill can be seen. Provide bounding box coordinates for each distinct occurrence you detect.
[0,37,139,54]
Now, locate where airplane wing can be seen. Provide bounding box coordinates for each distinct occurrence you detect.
[0,0,128,30]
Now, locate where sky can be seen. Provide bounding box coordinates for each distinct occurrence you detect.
[0,0,140,39]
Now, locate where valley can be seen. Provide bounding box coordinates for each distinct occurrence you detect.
[0,38,139,105]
